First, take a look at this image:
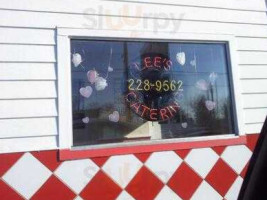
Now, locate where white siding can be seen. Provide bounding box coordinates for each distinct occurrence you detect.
[243,94,267,108]
[0,81,57,99]
[240,65,267,79]
[0,28,55,45]
[0,99,57,119]
[0,0,266,152]
[241,79,267,93]
[244,108,267,124]
[0,136,58,152]
[0,45,56,62]
[0,63,56,80]
[0,118,58,138]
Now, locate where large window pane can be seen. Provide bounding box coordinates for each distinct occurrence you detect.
[71,39,235,146]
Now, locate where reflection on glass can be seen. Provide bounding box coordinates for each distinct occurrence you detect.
[71,39,235,146]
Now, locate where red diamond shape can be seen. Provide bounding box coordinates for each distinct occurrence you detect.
[31,175,76,200]
[0,152,23,177]
[31,150,61,172]
[80,170,122,200]
[134,152,151,163]
[126,166,164,200]
[168,163,202,200]
[212,146,226,156]
[0,179,23,200]
[175,149,191,159]
[91,156,109,168]
[246,134,259,151]
[206,159,238,196]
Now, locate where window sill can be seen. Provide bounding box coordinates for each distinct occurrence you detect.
[59,134,247,160]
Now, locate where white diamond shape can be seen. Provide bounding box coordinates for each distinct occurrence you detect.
[225,176,243,200]
[145,151,182,183]
[102,155,142,188]
[185,148,219,178]
[221,145,252,174]
[191,181,222,200]
[2,153,52,199]
[154,186,182,200]
[116,190,135,200]
[54,159,99,193]
[74,196,84,200]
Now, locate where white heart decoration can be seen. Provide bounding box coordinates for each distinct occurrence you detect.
[109,111,119,122]
[79,86,93,98]
[196,79,209,91]
[176,52,186,66]
[175,92,184,100]
[82,117,90,124]
[181,122,188,128]
[95,77,108,91]
[209,72,218,86]
[72,53,82,67]
[190,59,196,67]
[108,66,113,72]
[205,100,216,111]
[87,70,99,84]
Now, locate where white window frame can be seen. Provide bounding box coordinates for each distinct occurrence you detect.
[57,27,244,150]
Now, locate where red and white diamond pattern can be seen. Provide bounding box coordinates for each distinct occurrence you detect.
[0,134,259,200]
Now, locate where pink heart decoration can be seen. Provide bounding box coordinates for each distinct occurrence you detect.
[109,111,119,122]
[82,117,89,124]
[196,79,209,91]
[79,86,92,98]
[205,100,216,111]
[87,70,99,84]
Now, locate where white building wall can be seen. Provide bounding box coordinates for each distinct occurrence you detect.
[0,0,266,152]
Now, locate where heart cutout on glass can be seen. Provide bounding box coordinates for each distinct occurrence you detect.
[95,77,108,91]
[108,66,113,72]
[176,52,186,66]
[72,53,82,67]
[82,117,90,124]
[190,59,196,67]
[181,122,188,128]
[205,100,216,111]
[196,79,209,91]
[87,70,99,84]
[79,86,93,98]
[109,111,119,122]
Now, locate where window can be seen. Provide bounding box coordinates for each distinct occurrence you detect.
[71,39,235,147]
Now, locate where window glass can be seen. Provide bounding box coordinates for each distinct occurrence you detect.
[71,39,235,146]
